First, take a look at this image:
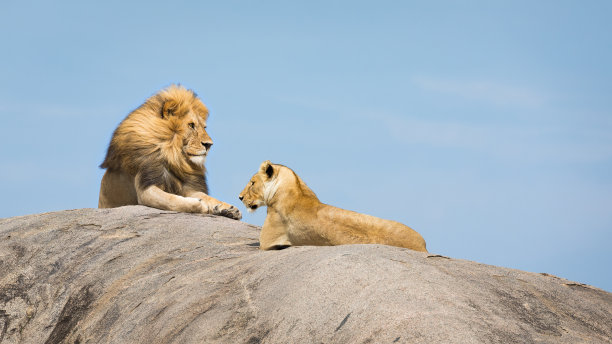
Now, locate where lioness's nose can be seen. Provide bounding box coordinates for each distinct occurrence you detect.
[239,196,244,201]
[202,142,212,150]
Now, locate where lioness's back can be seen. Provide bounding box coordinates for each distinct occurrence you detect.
[317,204,427,251]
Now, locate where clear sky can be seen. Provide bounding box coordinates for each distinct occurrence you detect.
[1,1,610,291]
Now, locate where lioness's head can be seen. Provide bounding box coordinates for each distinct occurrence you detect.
[239,161,319,213]
[238,160,281,212]
[157,86,213,167]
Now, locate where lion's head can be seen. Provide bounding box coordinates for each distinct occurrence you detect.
[157,86,213,167]
[101,85,212,193]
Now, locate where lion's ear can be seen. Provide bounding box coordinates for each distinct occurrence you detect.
[259,160,273,179]
[161,100,178,119]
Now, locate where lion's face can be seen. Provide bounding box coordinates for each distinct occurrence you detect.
[159,90,213,168]
[238,173,266,213]
[179,111,212,166]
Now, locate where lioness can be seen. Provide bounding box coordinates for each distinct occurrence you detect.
[99,85,241,220]
[239,161,427,251]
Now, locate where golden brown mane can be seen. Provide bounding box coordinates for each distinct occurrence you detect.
[100,85,209,194]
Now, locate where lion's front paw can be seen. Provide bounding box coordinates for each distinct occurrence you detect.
[213,203,242,220]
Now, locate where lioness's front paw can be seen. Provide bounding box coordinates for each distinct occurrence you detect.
[213,203,242,220]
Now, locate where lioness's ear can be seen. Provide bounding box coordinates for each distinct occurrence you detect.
[161,100,178,119]
[265,164,274,178]
[259,160,273,179]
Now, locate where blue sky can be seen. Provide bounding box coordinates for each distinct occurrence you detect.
[1,1,611,291]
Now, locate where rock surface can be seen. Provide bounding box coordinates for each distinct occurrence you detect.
[0,206,610,344]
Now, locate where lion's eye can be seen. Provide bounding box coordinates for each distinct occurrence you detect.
[188,123,195,129]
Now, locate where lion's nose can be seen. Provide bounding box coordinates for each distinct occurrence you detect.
[202,142,212,150]
[239,196,244,201]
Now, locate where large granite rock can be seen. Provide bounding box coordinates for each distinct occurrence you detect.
[0,206,610,344]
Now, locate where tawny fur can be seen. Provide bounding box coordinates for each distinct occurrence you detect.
[99,85,241,220]
[239,161,427,251]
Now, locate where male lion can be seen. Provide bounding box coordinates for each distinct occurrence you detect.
[239,161,427,251]
[99,85,241,220]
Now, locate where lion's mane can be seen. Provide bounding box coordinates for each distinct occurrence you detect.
[100,85,209,195]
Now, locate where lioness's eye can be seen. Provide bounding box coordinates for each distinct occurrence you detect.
[188,123,195,129]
